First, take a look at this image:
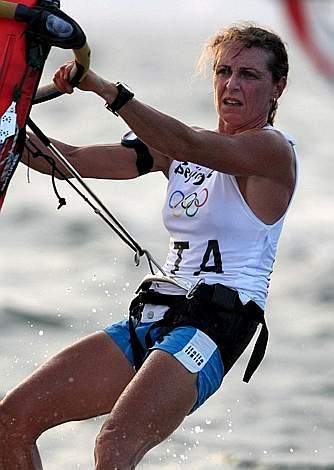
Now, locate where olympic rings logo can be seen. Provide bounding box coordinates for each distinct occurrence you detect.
[168,188,209,217]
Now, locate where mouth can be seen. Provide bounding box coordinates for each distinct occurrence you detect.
[222,98,243,106]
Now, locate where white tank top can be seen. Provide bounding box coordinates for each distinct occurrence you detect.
[154,126,299,310]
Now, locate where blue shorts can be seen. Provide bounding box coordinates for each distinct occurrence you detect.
[104,321,224,413]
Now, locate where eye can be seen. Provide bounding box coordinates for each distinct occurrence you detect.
[216,66,230,76]
[241,70,258,79]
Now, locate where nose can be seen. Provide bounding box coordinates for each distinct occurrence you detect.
[225,72,241,91]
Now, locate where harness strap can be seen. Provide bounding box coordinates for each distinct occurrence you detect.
[243,320,268,383]
[191,283,269,382]
[128,314,146,371]
[128,294,147,370]
[128,284,268,382]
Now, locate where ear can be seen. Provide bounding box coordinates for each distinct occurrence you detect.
[273,76,287,100]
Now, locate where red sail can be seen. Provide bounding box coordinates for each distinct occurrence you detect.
[0,0,45,210]
[283,0,334,79]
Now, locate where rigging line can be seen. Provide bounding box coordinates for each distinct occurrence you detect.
[27,117,143,253]
[24,133,143,254]
[26,141,144,263]
[26,120,166,275]
[142,250,167,276]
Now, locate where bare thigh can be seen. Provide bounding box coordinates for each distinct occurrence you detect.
[95,349,198,468]
[0,331,135,438]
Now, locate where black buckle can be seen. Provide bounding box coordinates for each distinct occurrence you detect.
[194,283,239,311]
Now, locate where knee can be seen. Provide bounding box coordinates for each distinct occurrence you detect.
[94,425,146,470]
[94,417,163,470]
[0,399,18,447]
[0,396,37,445]
[0,398,17,434]
[95,427,128,469]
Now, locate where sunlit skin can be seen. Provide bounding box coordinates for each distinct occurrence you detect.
[213,43,286,134]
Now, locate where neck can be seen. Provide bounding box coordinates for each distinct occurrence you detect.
[217,116,269,135]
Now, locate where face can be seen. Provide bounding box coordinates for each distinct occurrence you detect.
[213,43,286,133]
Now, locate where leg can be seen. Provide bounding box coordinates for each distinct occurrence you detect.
[0,331,135,470]
[94,349,198,469]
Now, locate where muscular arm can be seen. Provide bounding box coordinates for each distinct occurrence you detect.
[102,87,296,225]
[22,133,170,180]
[82,77,292,181]
[52,68,293,182]
[119,99,293,180]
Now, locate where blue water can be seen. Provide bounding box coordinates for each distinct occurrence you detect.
[1,0,334,468]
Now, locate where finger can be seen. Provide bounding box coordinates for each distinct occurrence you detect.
[63,61,76,82]
[53,61,75,84]
[53,76,74,94]
[53,63,75,93]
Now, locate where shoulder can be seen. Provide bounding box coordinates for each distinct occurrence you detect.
[240,126,294,151]
[236,126,295,179]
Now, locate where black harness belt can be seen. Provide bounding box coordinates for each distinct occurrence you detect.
[128,283,268,383]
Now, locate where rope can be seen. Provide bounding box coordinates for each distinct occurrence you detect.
[25,126,165,275]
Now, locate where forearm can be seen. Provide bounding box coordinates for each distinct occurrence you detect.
[120,100,197,161]
[93,80,197,162]
[21,133,140,180]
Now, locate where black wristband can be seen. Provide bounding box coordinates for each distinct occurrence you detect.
[105,82,134,116]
